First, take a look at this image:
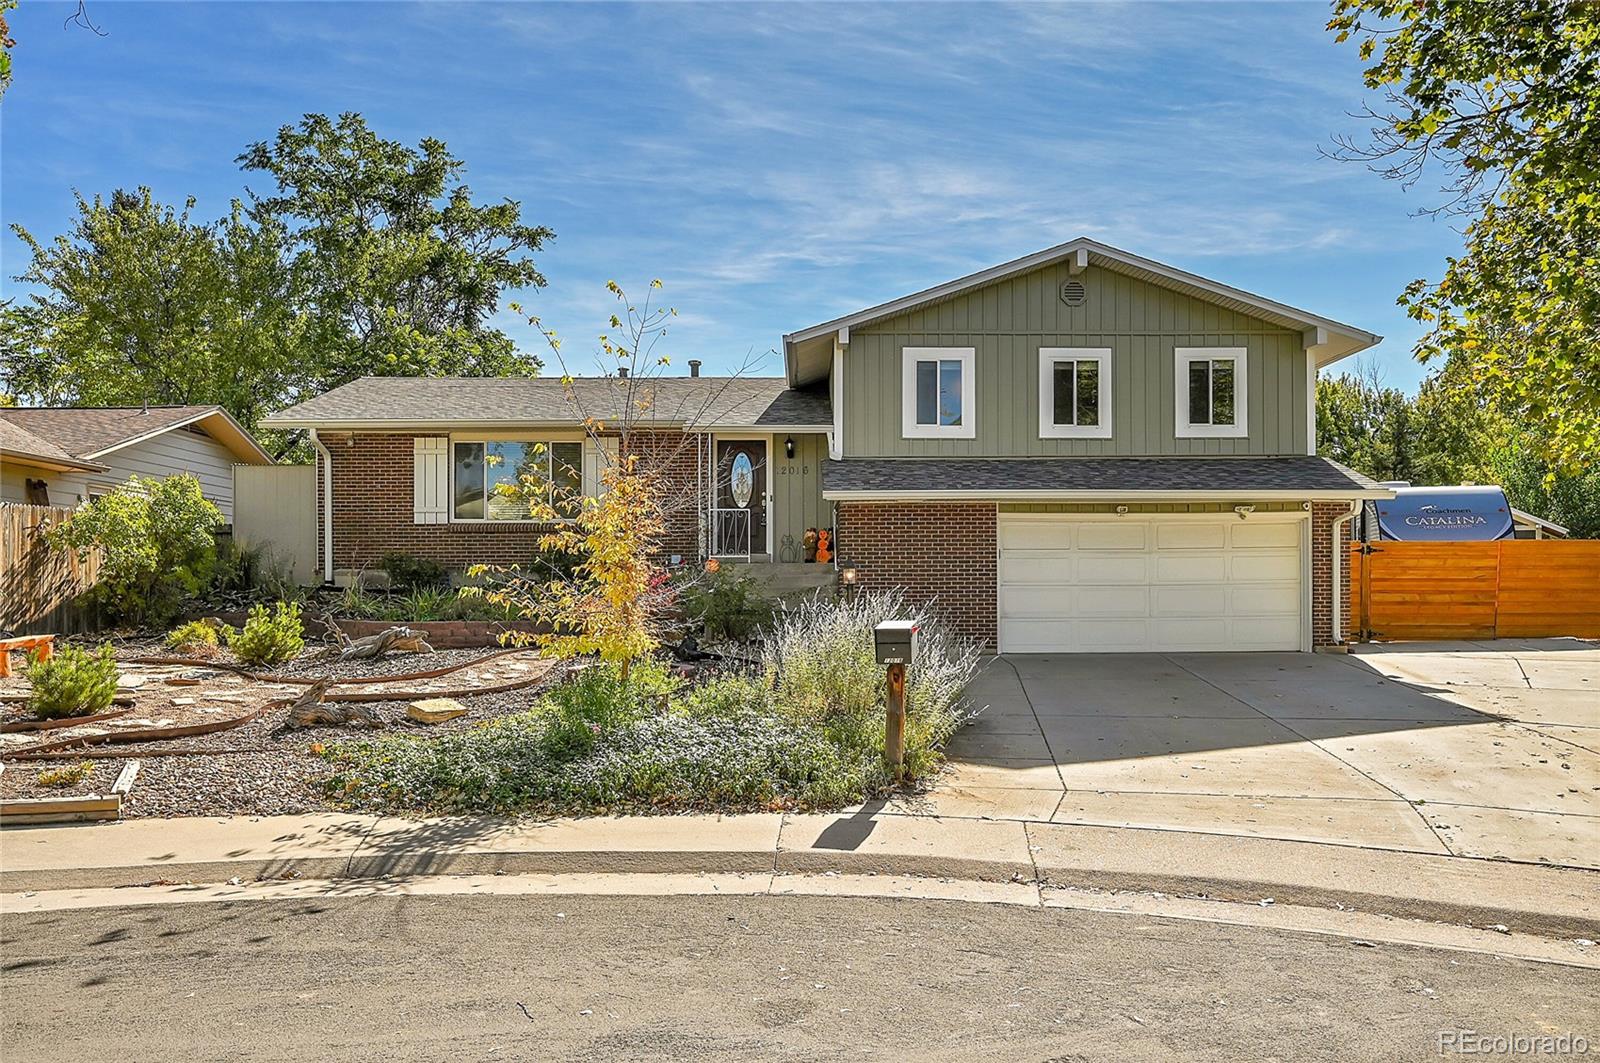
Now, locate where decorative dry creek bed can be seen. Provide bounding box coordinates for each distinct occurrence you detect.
[0,641,557,820]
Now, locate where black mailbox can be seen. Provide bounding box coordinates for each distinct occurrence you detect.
[874,620,918,666]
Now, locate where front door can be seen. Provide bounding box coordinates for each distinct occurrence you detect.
[713,439,767,557]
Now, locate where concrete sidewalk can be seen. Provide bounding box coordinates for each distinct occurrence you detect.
[3,810,1596,940]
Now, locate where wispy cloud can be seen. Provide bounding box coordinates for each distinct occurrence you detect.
[1,0,1458,390]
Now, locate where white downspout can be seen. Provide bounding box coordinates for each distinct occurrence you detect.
[1330,500,1360,645]
[309,428,334,585]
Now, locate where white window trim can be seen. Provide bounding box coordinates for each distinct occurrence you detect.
[448,432,586,524]
[1174,347,1248,439]
[1038,347,1113,439]
[901,347,976,439]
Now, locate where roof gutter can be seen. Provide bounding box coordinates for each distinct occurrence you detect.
[821,488,1397,503]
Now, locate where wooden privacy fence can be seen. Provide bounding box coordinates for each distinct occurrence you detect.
[1351,539,1600,642]
[1,504,102,636]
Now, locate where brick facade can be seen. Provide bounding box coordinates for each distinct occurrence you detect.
[835,502,999,645]
[316,430,703,577]
[1311,499,1356,648]
[622,429,704,563]
[315,430,1354,651]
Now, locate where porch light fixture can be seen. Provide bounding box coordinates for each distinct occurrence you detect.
[840,566,859,586]
[785,435,796,459]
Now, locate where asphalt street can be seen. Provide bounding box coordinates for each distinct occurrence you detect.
[4,892,1596,1062]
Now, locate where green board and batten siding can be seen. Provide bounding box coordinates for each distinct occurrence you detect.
[771,432,829,556]
[841,263,1311,459]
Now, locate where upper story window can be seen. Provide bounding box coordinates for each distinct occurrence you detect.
[452,438,583,521]
[1174,347,1248,439]
[1038,348,1112,439]
[902,347,976,439]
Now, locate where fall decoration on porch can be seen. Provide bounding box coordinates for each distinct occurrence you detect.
[815,529,833,564]
[802,527,819,563]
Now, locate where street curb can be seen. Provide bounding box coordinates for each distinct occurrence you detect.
[1034,868,1599,943]
[6,846,1596,941]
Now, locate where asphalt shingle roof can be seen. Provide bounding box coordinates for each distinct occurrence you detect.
[262,376,832,429]
[0,418,107,469]
[0,406,218,459]
[823,456,1383,495]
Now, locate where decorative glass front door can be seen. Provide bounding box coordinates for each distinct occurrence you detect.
[713,439,767,556]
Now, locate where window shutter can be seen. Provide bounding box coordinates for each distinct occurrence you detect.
[582,437,620,498]
[413,437,449,524]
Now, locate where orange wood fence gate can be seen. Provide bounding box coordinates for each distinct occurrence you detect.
[1350,540,1600,642]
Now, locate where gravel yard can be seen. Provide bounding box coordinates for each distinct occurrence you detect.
[0,759,122,801]
[1,642,562,819]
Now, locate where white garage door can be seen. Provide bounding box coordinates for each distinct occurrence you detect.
[998,514,1306,653]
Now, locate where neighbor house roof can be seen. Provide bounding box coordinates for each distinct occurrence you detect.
[261,376,834,431]
[821,456,1391,500]
[0,406,274,465]
[784,237,1382,387]
[0,418,109,473]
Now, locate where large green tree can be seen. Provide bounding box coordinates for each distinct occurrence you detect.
[4,114,552,433]
[1318,359,1600,537]
[4,189,300,430]
[1330,0,1600,470]
[237,112,553,388]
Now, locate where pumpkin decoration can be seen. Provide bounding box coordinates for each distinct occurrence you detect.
[705,557,722,574]
[802,527,819,563]
[815,528,833,564]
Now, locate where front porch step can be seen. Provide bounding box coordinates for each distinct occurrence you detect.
[721,561,838,594]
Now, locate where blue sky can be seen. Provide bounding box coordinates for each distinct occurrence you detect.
[3,1,1465,390]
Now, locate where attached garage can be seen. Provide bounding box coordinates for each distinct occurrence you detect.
[997,512,1308,653]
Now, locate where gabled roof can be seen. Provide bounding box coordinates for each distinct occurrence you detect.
[0,406,274,465]
[784,237,1382,386]
[821,455,1391,500]
[261,376,833,431]
[0,418,109,473]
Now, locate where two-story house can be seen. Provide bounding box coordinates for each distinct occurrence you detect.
[262,238,1391,652]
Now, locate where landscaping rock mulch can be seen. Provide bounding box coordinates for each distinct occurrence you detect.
[268,645,508,681]
[1,644,564,819]
[0,759,121,802]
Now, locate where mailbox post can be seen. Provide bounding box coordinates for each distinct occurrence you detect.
[873,620,918,781]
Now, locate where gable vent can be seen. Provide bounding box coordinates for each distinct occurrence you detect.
[1059,280,1088,307]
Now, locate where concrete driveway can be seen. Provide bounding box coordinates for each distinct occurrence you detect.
[926,639,1599,869]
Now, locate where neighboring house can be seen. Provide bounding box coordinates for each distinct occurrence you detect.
[263,237,1395,652]
[0,406,274,520]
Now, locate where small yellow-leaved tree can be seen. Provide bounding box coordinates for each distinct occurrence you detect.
[463,280,763,680]
[464,449,670,681]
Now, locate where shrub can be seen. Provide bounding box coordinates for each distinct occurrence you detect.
[226,601,305,667]
[26,643,120,720]
[332,583,517,623]
[565,711,877,812]
[317,601,981,818]
[761,591,980,780]
[37,761,95,788]
[677,568,776,641]
[380,552,446,591]
[166,618,225,654]
[47,474,224,627]
[320,667,875,816]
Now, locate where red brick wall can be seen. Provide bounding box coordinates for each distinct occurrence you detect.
[622,430,704,563]
[1311,500,1355,647]
[317,430,703,576]
[835,502,998,646]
